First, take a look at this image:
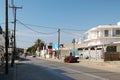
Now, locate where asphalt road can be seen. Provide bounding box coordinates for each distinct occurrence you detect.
[16,57,120,80]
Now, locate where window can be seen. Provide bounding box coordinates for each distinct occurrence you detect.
[116,30,120,37]
[85,48,88,50]
[104,30,109,37]
[106,46,116,52]
[97,31,100,37]
[90,47,95,50]
[112,30,116,36]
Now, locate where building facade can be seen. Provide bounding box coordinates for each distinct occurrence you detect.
[84,22,120,46]
[76,22,120,61]
[0,27,5,65]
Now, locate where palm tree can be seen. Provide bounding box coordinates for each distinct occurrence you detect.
[27,39,45,56]
[35,39,43,57]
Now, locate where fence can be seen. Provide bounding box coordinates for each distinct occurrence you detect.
[104,52,120,61]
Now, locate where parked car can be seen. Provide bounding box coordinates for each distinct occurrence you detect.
[32,54,36,58]
[64,56,78,63]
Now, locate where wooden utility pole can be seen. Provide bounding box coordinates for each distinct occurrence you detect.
[72,38,75,56]
[58,29,60,59]
[10,5,22,67]
[5,0,9,74]
[10,31,14,67]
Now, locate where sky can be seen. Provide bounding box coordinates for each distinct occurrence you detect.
[0,0,120,48]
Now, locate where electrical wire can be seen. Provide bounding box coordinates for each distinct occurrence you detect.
[17,39,34,43]
[61,28,87,32]
[61,30,82,37]
[23,24,87,32]
[14,21,87,32]
[16,19,58,35]
[24,24,58,30]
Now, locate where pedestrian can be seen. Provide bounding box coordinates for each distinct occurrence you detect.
[24,52,27,58]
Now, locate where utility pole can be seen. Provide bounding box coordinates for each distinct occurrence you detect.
[58,29,60,59]
[10,3,22,67]
[10,31,14,67]
[5,0,9,74]
[72,38,75,56]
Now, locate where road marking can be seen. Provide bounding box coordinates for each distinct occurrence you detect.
[63,67,109,80]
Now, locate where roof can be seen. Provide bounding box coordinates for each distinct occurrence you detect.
[85,24,120,33]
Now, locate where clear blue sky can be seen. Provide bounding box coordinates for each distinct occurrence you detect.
[0,0,120,48]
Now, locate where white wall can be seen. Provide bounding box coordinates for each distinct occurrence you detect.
[79,49,103,60]
[116,44,120,52]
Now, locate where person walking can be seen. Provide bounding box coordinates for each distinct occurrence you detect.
[24,52,27,58]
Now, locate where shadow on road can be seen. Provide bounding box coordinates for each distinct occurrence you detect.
[16,57,31,61]
[16,61,76,80]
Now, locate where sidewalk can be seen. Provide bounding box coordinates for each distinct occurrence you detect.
[0,57,23,80]
[0,63,15,80]
[76,60,120,73]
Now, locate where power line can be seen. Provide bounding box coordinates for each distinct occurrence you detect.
[61,30,82,37]
[16,20,58,35]
[17,39,34,43]
[25,24,58,30]
[13,21,88,32]
[17,20,85,38]
[61,28,87,32]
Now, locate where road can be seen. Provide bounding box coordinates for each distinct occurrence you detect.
[15,56,120,80]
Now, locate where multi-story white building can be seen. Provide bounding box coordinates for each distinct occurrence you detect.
[84,22,120,46]
[61,22,120,61]
[74,22,120,61]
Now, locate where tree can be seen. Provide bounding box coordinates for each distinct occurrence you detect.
[35,39,44,57]
[35,39,42,51]
[27,39,44,56]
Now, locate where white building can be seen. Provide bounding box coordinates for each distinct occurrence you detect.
[76,22,120,61]
[84,22,120,46]
[0,27,5,65]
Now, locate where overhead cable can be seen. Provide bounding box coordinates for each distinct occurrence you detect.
[61,28,87,32]
[16,19,58,35]
[62,30,82,37]
[15,21,87,32]
[25,24,58,30]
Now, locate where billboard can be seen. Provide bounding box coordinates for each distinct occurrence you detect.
[52,44,58,50]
